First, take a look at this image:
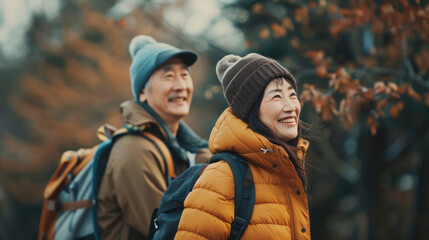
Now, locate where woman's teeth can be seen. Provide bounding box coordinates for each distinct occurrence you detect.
[279,118,295,123]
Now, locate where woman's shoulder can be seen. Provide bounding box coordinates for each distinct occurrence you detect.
[194,160,235,198]
[206,160,234,174]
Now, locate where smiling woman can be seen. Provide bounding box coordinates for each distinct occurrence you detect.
[258,78,301,142]
[175,53,312,240]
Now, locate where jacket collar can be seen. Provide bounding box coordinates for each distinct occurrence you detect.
[120,100,208,163]
[209,108,309,170]
[120,100,167,138]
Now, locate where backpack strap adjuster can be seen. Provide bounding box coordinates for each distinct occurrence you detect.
[46,199,92,212]
[46,200,60,212]
[229,216,247,240]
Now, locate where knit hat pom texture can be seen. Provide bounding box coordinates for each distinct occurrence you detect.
[128,35,157,59]
[216,55,242,82]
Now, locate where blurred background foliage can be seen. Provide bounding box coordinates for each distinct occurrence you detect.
[1,0,429,239]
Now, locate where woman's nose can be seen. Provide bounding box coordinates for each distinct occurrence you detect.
[282,98,295,112]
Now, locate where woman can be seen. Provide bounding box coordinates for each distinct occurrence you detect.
[175,53,311,240]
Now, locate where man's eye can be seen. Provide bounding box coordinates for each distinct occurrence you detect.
[290,92,297,98]
[273,94,281,99]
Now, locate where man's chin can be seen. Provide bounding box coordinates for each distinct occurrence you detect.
[167,108,190,118]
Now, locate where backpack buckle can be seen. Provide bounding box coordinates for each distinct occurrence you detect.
[154,218,159,230]
[47,200,61,212]
[229,217,246,239]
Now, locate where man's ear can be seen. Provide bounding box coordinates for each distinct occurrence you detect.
[139,89,147,102]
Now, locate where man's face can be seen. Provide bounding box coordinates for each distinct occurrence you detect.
[140,57,194,123]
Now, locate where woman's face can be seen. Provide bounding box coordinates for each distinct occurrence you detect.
[258,78,301,142]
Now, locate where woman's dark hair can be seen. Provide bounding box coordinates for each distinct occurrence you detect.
[246,78,309,190]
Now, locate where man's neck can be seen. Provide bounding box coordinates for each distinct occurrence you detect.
[166,120,180,136]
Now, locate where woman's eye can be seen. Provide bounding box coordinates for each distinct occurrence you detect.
[290,92,297,98]
[273,94,281,99]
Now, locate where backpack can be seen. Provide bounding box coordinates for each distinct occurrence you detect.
[38,124,174,240]
[148,152,255,240]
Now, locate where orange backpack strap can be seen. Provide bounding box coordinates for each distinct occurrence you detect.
[112,128,176,180]
[140,131,176,179]
[44,147,97,200]
[141,131,177,179]
[96,124,117,141]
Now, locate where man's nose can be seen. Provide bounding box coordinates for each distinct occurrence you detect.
[173,74,187,89]
[173,74,186,89]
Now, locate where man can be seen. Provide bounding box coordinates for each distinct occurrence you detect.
[97,35,211,239]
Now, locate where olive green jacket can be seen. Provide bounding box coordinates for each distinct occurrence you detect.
[97,100,211,240]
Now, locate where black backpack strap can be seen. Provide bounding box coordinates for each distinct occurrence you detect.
[209,153,255,240]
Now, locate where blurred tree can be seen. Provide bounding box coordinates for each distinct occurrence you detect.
[213,0,429,239]
[0,0,210,238]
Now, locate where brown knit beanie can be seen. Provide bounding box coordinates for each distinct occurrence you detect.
[216,53,297,121]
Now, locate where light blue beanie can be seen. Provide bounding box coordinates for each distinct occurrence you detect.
[129,35,198,100]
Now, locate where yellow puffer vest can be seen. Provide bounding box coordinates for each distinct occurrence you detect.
[175,108,310,240]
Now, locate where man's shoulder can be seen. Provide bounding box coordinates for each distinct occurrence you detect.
[108,133,166,165]
[114,132,157,144]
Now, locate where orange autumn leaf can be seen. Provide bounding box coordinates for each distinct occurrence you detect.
[282,17,294,30]
[252,3,263,14]
[322,106,334,121]
[271,23,286,38]
[309,1,318,8]
[295,7,309,23]
[407,86,422,101]
[424,93,429,106]
[336,67,350,79]
[388,82,398,92]
[380,75,389,82]
[330,18,354,36]
[329,103,339,116]
[290,37,300,49]
[328,4,339,14]
[339,98,353,117]
[377,99,389,110]
[313,99,323,113]
[117,18,126,28]
[374,81,386,94]
[370,124,377,135]
[305,50,324,65]
[245,39,251,48]
[328,73,337,88]
[390,104,399,118]
[398,83,410,94]
[366,116,378,135]
[300,89,312,105]
[390,101,404,119]
[259,28,271,39]
[414,49,429,74]
[316,65,328,78]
